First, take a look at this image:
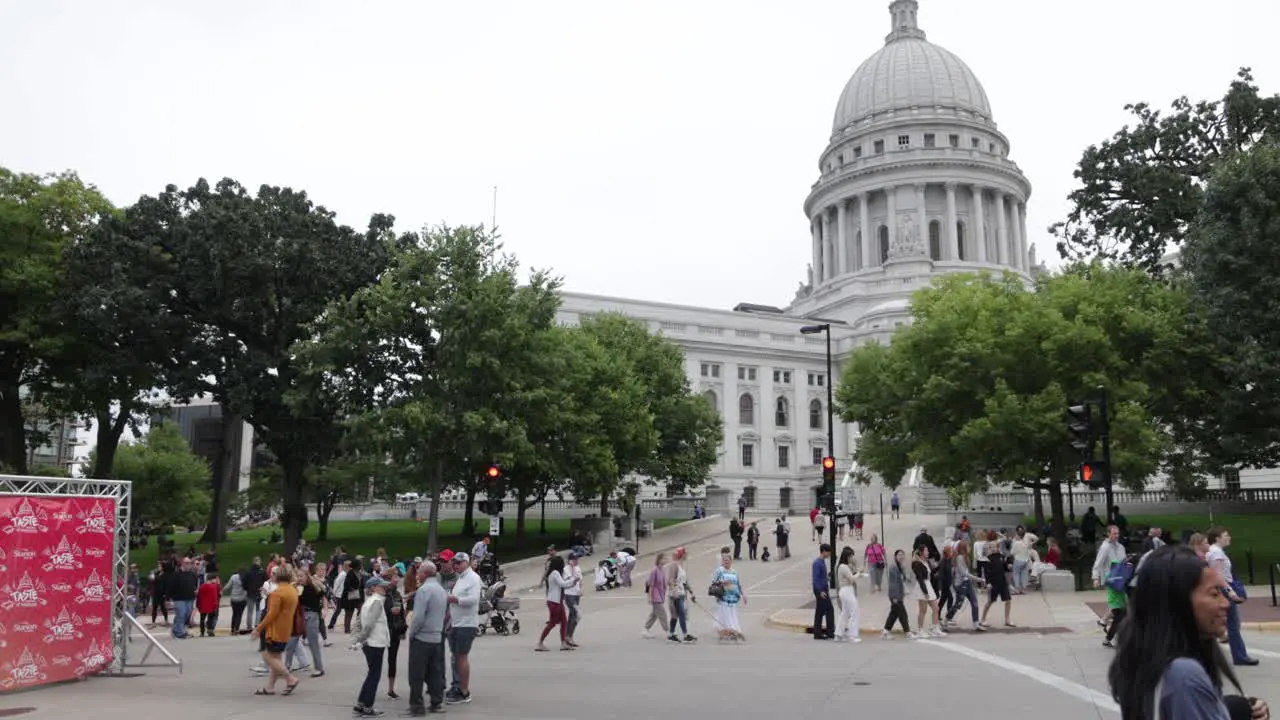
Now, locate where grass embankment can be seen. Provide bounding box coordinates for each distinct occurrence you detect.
[1023,512,1280,585]
[128,517,686,577]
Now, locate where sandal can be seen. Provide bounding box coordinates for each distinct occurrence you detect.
[282,681,300,696]
[254,688,276,696]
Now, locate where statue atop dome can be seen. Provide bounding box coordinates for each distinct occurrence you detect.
[886,0,927,44]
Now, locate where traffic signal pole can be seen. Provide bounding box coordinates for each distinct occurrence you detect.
[1097,386,1114,525]
[825,328,837,591]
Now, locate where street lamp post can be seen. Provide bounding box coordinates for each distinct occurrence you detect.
[800,323,837,590]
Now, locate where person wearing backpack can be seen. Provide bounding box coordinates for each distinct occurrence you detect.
[1091,525,1128,646]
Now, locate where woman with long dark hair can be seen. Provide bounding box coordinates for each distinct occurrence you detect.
[834,546,861,642]
[535,555,576,652]
[881,549,914,639]
[1109,545,1267,720]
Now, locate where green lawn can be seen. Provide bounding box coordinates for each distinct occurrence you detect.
[1024,512,1280,585]
[129,516,687,578]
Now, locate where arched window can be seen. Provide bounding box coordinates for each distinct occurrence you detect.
[928,220,942,260]
[738,394,754,425]
[774,397,789,428]
[702,390,718,413]
[878,225,889,263]
[809,399,823,429]
[956,222,967,261]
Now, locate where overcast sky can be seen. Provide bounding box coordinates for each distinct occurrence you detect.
[2,1,1277,313]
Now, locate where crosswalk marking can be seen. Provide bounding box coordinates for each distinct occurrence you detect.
[920,639,1119,714]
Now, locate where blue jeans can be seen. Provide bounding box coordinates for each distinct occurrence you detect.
[1012,560,1030,591]
[1226,601,1251,663]
[668,596,689,636]
[358,645,384,709]
[946,581,980,624]
[171,600,193,638]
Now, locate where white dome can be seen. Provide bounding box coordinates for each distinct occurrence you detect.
[832,1,992,133]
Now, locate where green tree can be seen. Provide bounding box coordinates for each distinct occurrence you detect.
[1181,141,1280,468]
[121,179,392,551]
[292,225,562,551]
[108,423,212,529]
[0,168,113,474]
[1053,69,1280,271]
[837,268,1197,542]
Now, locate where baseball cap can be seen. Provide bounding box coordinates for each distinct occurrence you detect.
[438,549,455,562]
[365,576,389,590]
[452,552,470,564]
[413,556,423,564]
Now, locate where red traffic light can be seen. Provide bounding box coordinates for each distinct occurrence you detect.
[821,456,835,470]
[486,465,501,479]
[1081,463,1093,483]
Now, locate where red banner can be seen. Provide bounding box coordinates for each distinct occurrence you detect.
[0,496,116,691]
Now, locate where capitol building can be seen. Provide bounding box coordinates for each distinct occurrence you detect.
[557,0,1039,512]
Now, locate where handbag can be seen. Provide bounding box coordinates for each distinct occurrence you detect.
[708,581,725,599]
[292,603,306,637]
[1229,576,1247,601]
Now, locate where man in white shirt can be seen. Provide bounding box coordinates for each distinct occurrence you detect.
[1090,525,1127,588]
[563,553,583,644]
[612,550,636,588]
[446,553,481,704]
[470,537,489,565]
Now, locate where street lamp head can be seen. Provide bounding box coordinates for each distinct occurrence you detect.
[799,324,829,335]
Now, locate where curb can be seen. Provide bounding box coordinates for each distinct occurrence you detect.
[1241,622,1280,633]
[764,611,887,637]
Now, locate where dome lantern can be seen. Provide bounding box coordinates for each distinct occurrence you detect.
[887,0,926,43]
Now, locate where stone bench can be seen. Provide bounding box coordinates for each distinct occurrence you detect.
[1039,569,1076,593]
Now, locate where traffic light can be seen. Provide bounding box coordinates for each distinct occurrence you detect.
[484,465,503,515]
[486,465,501,482]
[1066,403,1094,455]
[1080,460,1108,489]
[821,456,836,509]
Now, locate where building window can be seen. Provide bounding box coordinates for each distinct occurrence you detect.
[1224,467,1241,492]
[772,369,792,384]
[774,397,789,427]
[807,372,826,387]
[949,134,960,148]
[924,133,936,148]
[853,146,863,159]
[743,485,756,508]
[812,446,825,466]
[878,225,889,263]
[957,222,967,260]
[700,362,721,378]
[738,394,754,425]
[928,220,941,260]
[897,134,910,148]
[737,366,757,382]
[989,142,996,153]
[741,444,755,468]
[874,139,885,154]
[809,399,823,429]
[777,445,790,469]
[702,390,718,413]
[971,137,980,148]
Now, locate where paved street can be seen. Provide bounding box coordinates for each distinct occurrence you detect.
[15,513,1280,719]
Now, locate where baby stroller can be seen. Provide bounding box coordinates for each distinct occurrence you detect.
[594,558,619,591]
[477,577,521,636]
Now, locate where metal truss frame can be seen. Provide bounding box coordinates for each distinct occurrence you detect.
[0,475,133,674]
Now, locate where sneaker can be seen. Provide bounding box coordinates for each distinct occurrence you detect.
[641,630,654,639]
[907,631,919,640]
[880,630,892,640]
[360,710,385,718]
[682,634,697,643]
[428,706,445,714]
[444,690,462,703]
[445,693,471,705]
[667,634,681,643]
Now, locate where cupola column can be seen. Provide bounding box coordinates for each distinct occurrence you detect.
[1010,201,1024,270]
[945,183,959,260]
[811,216,822,283]
[915,184,928,257]
[995,192,1009,266]
[886,186,898,255]
[859,193,873,270]
[821,212,833,281]
[1018,203,1029,270]
[836,201,849,275]
[971,187,987,263]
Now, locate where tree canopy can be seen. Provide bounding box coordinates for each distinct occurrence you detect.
[1052,69,1280,271]
[105,423,212,530]
[837,267,1205,539]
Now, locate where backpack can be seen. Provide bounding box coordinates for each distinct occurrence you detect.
[1106,559,1134,593]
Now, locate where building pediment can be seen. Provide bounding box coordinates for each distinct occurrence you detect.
[737,430,761,442]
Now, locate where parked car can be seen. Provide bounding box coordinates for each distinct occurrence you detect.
[395,492,422,503]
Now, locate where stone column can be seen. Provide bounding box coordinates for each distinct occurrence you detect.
[1018,202,1029,270]
[995,192,1009,266]
[886,186,897,259]
[1010,200,1024,271]
[811,217,822,281]
[836,201,849,275]
[859,192,872,270]
[915,184,928,258]
[972,187,987,263]
[821,212,833,281]
[945,182,959,260]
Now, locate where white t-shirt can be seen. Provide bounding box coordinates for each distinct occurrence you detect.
[563,564,583,597]
[1207,545,1234,584]
[615,551,633,566]
[544,569,573,603]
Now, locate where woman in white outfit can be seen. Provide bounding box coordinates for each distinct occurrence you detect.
[834,546,861,643]
[911,546,946,638]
